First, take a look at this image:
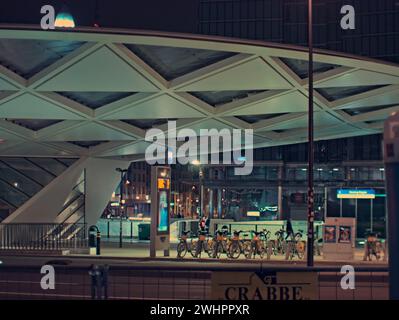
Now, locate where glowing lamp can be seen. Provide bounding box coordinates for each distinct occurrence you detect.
[55,11,75,28]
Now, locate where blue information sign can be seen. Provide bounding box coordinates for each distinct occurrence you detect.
[337,189,375,199]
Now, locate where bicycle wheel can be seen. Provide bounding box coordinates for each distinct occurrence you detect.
[244,242,253,259]
[223,241,230,258]
[258,243,265,259]
[270,240,277,255]
[229,242,241,259]
[243,241,251,253]
[212,241,223,259]
[207,240,215,258]
[296,241,305,259]
[210,241,217,258]
[190,239,198,258]
[280,240,286,255]
[177,242,187,258]
[195,240,203,258]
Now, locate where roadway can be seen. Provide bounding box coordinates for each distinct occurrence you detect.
[0,255,388,300]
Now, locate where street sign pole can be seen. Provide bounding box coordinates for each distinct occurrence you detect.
[384,112,399,299]
[307,0,315,267]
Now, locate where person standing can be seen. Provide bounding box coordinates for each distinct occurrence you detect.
[285,218,294,240]
[199,216,207,232]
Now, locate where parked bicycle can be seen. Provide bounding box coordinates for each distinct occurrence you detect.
[286,229,306,260]
[210,229,230,258]
[228,230,250,259]
[272,228,286,255]
[245,230,265,259]
[364,231,383,261]
[192,230,211,258]
[260,229,271,241]
[260,229,272,256]
[176,230,192,258]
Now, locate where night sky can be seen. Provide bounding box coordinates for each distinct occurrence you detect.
[0,0,199,33]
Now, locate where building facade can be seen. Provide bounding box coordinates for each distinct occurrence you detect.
[100,132,386,240]
[116,134,386,239]
[1,3,396,242]
[172,134,386,238]
[193,0,395,238]
[198,0,399,64]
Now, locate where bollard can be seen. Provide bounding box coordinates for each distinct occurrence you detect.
[89,225,100,256]
[96,231,101,256]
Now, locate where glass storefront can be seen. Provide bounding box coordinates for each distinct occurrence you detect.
[175,163,386,239]
[326,187,386,238]
[103,134,387,240]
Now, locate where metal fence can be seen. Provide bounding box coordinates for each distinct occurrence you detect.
[0,223,87,251]
[0,264,389,300]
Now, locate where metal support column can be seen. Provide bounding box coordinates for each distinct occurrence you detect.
[306,0,315,267]
[217,188,222,218]
[278,185,283,220]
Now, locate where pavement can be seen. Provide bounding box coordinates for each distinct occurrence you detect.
[0,241,388,269]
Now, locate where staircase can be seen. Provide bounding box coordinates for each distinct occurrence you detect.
[0,157,78,222]
[0,157,88,252]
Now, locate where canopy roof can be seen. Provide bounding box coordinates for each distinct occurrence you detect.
[0,25,398,159]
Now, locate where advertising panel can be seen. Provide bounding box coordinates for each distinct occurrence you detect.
[324,226,336,243]
[157,190,169,233]
[150,166,171,257]
[338,226,352,243]
[323,217,356,260]
[212,271,318,300]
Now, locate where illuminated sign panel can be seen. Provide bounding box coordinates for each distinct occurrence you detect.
[247,211,260,217]
[157,190,169,233]
[337,189,375,199]
[157,178,170,190]
[150,166,171,257]
[155,174,170,235]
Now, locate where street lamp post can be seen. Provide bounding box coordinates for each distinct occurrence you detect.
[116,168,128,249]
[199,167,204,218]
[192,160,203,217]
[307,0,315,267]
